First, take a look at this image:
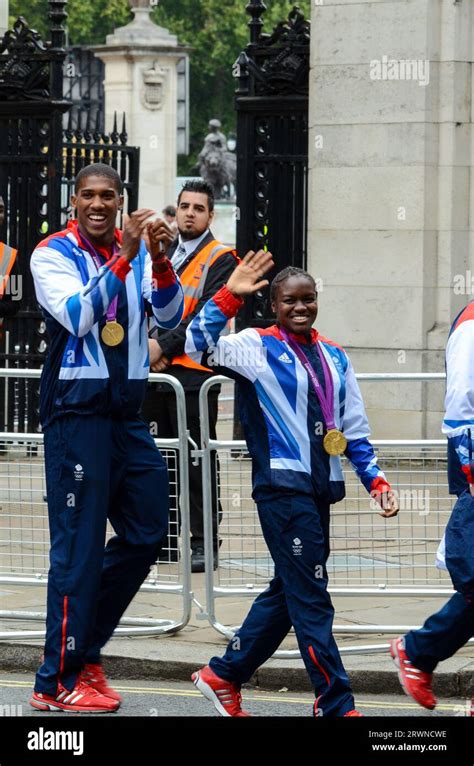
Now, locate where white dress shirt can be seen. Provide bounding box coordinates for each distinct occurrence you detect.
[171,228,210,272]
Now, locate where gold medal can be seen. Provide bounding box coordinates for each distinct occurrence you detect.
[101,321,125,347]
[323,428,347,456]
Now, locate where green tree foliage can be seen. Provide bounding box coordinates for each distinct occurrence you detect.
[9,0,310,171]
[9,0,131,44]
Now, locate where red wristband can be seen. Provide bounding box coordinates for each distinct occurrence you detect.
[370,476,392,497]
[462,464,474,484]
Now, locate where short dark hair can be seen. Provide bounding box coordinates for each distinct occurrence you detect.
[74,163,123,194]
[163,205,176,217]
[177,180,215,212]
[270,266,317,302]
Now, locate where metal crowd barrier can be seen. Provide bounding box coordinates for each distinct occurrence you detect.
[198,374,472,656]
[0,369,193,640]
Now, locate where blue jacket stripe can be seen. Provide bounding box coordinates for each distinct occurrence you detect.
[151,283,184,326]
[255,379,301,461]
[84,331,100,366]
[345,436,379,493]
[66,294,82,335]
[46,237,76,262]
[89,278,104,323]
[188,298,223,352]
[103,268,121,301]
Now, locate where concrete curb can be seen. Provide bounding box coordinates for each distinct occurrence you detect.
[0,642,472,698]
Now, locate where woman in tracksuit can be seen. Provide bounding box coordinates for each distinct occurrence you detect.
[186,249,399,717]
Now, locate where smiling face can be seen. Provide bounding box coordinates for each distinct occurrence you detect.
[271,275,318,337]
[176,191,214,241]
[71,175,123,246]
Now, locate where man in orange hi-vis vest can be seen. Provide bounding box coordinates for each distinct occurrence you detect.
[142,180,239,572]
[0,195,20,324]
[0,194,20,434]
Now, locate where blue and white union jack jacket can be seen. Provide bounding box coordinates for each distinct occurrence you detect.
[185,285,391,503]
[31,220,184,427]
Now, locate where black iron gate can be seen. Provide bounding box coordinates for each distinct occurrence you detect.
[234,2,310,329]
[0,4,70,434]
[0,2,140,433]
[63,45,105,132]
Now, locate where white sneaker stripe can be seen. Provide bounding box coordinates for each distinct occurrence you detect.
[65,692,85,704]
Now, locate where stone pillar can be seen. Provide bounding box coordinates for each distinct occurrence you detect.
[93,1,188,211]
[308,0,473,438]
[0,1,8,36]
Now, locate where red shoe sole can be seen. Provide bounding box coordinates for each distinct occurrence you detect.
[29,696,119,714]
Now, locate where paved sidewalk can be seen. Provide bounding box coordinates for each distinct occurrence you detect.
[0,574,473,699]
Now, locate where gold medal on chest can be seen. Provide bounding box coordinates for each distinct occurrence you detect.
[323,428,347,456]
[101,321,125,347]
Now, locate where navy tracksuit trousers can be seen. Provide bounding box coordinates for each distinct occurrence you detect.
[35,414,169,695]
[210,492,355,716]
[405,490,474,672]
[405,592,474,673]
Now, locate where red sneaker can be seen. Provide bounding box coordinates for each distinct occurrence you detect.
[30,680,120,713]
[80,663,122,703]
[390,637,436,710]
[192,665,250,717]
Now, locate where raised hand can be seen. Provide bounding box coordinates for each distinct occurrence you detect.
[121,209,156,262]
[146,217,174,265]
[226,249,274,297]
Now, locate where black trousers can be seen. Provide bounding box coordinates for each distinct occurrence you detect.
[141,386,222,552]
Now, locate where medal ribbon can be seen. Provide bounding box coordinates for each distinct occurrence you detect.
[79,231,120,322]
[279,327,336,431]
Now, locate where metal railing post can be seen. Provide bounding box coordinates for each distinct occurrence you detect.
[0,368,193,640]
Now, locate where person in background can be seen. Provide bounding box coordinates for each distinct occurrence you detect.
[0,195,20,324]
[0,194,21,434]
[143,180,238,573]
[162,205,178,235]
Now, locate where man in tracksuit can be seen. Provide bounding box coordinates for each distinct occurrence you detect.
[391,300,474,714]
[143,180,238,572]
[186,251,399,716]
[29,163,184,713]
